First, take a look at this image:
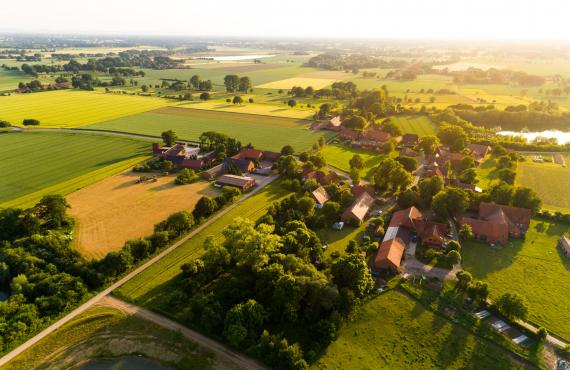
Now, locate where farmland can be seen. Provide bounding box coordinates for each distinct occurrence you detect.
[257,77,336,89]
[321,144,391,178]
[68,172,219,260]
[180,100,314,119]
[0,90,172,127]
[312,290,522,370]
[389,115,438,136]
[88,107,329,152]
[0,131,150,207]
[462,219,570,340]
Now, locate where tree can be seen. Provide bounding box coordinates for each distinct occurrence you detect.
[318,103,332,119]
[497,168,516,184]
[349,154,364,170]
[224,74,240,92]
[321,201,341,222]
[193,196,218,221]
[456,270,473,291]
[33,195,70,228]
[488,182,514,205]
[342,116,367,130]
[349,168,360,185]
[512,187,541,214]
[287,99,297,108]
[432,187,469,219]
[224,299,266,348]
[446,250,461,266]
[141,84,149,92]
[238,76,252,92]
[459,224,473,240]
[190,75,200,89]
[467,280,489,303]
[331,254,374,298]
[175,168,198,185]
[161,130,177,146]
[155,211,194,237]
[437,124,468,151]
[395,156,418,173]
[419,176,443,206]
[495,292,528,321]
[276,155,298,177]
[281,145,294,156]
[381,119,402,136]
[373,158,412,192]
[381,141,394,154]
[418,135,439,155]
[199,92,210,100]
[233,95,243,105]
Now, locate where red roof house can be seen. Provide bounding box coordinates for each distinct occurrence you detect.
[341,192,375,225]
[375,239,405,272]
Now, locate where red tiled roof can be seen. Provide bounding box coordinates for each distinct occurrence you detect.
[375,239,405,271]
[311,186,330,205]
[238,148,263,160]
[351,184,375,198]
[342,192,375,224]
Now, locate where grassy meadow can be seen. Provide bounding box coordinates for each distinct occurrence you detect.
[389,115,438,136]
[88,107,328,152]
[312,290,523,370]
[0,131,150,207]
[462,219,570,340]
[321,144,391,178]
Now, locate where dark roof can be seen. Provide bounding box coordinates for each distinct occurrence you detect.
[216,174,254,187]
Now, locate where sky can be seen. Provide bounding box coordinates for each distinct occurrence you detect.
[1,0,570,41]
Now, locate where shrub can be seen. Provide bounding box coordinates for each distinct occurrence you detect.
[175,168,198,185]
[22,118,40,126]
[0,120,11,128]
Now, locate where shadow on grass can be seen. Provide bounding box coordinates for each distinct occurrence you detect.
[462,239,524,279]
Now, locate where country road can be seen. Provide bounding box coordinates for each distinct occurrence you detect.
[0,174,278,368]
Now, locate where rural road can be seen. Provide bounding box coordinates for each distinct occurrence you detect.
[0,174,278,367]
[100,296,268,370]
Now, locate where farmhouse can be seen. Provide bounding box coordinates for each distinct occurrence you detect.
[386,206,448,248]
[460,202,532,245]
[341,192,375,225]
[311,116,342,131]
[467,143,492,164]
[375,239,406,273]
[558,236,570,257]
[311,186,330,207]
[152,142,214,170]
[224,157,255,173]
[401,133,419,147]
[351,183,375,198]
[302,169,341,186]
[399,147,419,157]
[216,174,256,192]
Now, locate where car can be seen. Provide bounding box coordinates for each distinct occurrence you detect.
[372,210,383,216]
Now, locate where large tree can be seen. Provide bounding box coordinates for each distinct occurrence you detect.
[437,124,468,151]
[419,176,444,206]
[331,254,374,298]
[224,74,240,92]
[432,187,469,219]
[161,130,177,146]
[495,292,528,321]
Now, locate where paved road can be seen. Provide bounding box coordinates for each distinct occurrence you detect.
[0,175,278,367]
[100,296,267,370]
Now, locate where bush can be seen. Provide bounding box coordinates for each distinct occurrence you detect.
[175,168,198,185]
[155,211,194,238]
[22,118,40,126]
[0,120,11,128]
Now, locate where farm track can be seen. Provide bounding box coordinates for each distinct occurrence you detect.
[0,174,278,368]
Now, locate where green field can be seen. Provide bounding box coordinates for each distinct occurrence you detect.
[88,107,329,152]
[0,90,172,127]
[389,115,438,136]
[0,131,150,207]
[321,144,390,178]
[115,179,290,306]
[312,290,522,370]
[462,219,570,340]
[517,156,570,213]
[0,69,34,92]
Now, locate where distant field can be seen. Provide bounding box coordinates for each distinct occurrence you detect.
[88,107,329,152]
[0,132,150,207]
[0,69,33,92]
[257,77,336,89]
[462,219,570,340]
[312,290,521,370]
[516,155,570,213]
[389,115,438,136]
[115,179,290,307]
[179,100,314,119]
[68,172,219,260]
[321,144,389,179]
[0,90,172,127]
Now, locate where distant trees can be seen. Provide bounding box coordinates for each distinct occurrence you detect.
[161,130,177,146]
[22,118,40,126]
[238,76,252,92]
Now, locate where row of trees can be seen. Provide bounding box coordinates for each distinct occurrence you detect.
[224,75,252,93]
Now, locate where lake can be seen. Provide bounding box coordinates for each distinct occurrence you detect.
[498,130,570,145]
[75,356,170,370]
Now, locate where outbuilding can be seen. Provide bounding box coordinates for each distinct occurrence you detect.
[216,174,256,192]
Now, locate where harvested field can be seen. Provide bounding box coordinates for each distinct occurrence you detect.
[215,63,282,73]
[67,171,219,260]
[179,100,314,119]
[256,77,336,89]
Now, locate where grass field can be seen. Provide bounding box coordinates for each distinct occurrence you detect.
[179,100,314,119]
[68,172,219,260]
[321,144,389,179]
[389,115,438,136]
[516,155,570,213]
[462,219,570,340]
[114,179,291,306]
[256,77,336,89]
[0,90,172,127]
[0,69,33,92]
[1,302,217,370]
[88,107,329,152]
[312,290,522,370]
[0,132,150,207]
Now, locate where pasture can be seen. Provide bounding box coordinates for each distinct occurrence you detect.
[516,155,570,213]
[68,172,219,260]
[312,290,521,370]
[462,219,570,340]
[88,107,329,152]
[321,144,389,179]
[0,90,172,127]
[115,179,290,307]
[0,131,150,207]
[0,69,33,92]
[389,115,438,136]
[256,77,336,89]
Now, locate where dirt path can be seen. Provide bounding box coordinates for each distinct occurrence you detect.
[0,175,278,368]
[99,296,267,370]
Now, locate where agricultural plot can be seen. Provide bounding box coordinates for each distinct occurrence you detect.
[115,179,290,307]
[312,290,521,370]
[67,172,219,260]
[0,131,150,207]
[389,115,438,136]
[88,107,329,152]
[462,220,570,340]
[321,144,389,179]
[180,100,314,119]
[0,69,34,92]
[256,77,336,89]
[0,90,172,127]
[516,155,570,213]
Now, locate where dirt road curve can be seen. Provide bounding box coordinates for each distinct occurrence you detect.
[100,296,267,370]
[0,175,277,368]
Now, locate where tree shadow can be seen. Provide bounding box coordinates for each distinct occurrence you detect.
[462,239,524,279]
[435,318,467,368]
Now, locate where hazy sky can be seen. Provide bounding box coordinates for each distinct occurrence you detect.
[1,0,570,40]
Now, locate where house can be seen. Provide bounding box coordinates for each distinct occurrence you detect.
[202,164,224,180]
[339,127,361,141]
[311,186,330,207]
[351,183,375,198]
[399,147,419,157]
[559,236,570,257]
[467,143,492,164]
[460,202,532,245]
[216,174,256,191]
[152,142,214,170]
[302,169,341,186]
[375,239,406,273]
[236,148,263,161]
[311,116,342,131]
[447,179,482,193]
[385,206,448,248]
[341,192,375,225]
[224,157,255,173]
[401,133,419,147]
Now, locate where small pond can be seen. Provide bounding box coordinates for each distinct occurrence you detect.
[75,356,170,370]
[497,130,570,145]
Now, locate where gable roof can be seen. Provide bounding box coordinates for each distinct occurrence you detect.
[479,202,531,227]
[467,143,491,160]
[389,206,424,229]
[375,239,405,270]
[216,174,254,187]
[311,186,330,205]
[401,133,419,146]
[342,192,375,222]
[351,184,375,198]
[238,148,264,160]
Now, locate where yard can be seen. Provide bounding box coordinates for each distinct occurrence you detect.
[87,107,329,152]
[321,144,390,179]
[67,171,220,260]
[312,290,522,370]
[0,131,150,207]
[462,219,570,340]
[389,115,438,137]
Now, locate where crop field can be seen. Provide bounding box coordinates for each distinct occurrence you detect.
[115,179,290,307]
[516,155,570,213]
[68,172,219,260]
[256,77,336,89]
[179,100,314,119]
[88,107,329,152]
[312,290,521,370]
[0,90,173,127]
[321,144,389,179]
[0,132,150,207]
[389,115,438,136]
[0,69,33,92]
[462,219,570,340]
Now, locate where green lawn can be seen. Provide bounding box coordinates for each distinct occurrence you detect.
[0,69,34,92]
[114,179,291,306]
[389,115,438,137]
[321,144,390,179]
[476,157,500,190]
[0,131,150,207]
[312,290,522,370]
[87,107,329,152]
[317,223,369,256]
[462,219,570,340]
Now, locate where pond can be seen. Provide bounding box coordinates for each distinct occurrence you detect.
[497,130,570,145]
[75,356,171,370]
[197,54,275,61]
